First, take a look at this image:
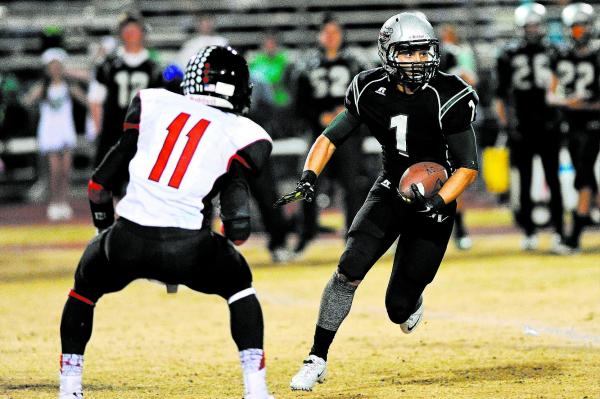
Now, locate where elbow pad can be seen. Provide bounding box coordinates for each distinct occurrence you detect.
[223,218,251,245]
[88,180,114,230]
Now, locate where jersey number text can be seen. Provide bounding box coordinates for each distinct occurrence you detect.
[391,114,408,157]
[148,113,211,189]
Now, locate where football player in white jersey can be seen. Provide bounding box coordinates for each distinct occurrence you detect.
[58,46,275,399]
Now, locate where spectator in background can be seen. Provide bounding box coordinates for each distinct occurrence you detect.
[88,11,162,196]
[176,13,228,68]
[438,23,478,250]
[439,24,478,86]
[22,48,87,221]
[247,40,296,261]
[293,15,366,254]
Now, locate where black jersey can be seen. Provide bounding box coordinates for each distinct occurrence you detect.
[296,50,363,134]
[342,68,478,181]
[95,52,163,138]
[550,43,600,127]
[496,40,557,126]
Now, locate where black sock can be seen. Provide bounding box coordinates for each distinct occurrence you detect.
[60,297,95,354]
[309,326,337,361]
[454,212,466,237]
[229,294,264,350]
[568,212,587,248]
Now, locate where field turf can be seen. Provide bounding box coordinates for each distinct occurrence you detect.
[1,211,599,399]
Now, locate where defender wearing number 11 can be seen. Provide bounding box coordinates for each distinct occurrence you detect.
[275,12,479,391]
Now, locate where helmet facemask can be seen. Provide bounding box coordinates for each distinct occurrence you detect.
[383,40,440,89]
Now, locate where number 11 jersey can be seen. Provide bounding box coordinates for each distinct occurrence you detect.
[116,88,272,229]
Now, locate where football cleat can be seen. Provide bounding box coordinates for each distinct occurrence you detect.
[59,392,83,399]
[521,234,538,251]
[270,247,296,263]
[400,296,424,334]
[244,395,274,399]
[455,235,473,251]
[290,355,327,391]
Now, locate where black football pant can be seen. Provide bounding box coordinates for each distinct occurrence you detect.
[568,128,599,194]
[301,133,367,240]
[337,176,455,324]
[510,131,563,236]
[247,158,290,250]
[60,218,262,354]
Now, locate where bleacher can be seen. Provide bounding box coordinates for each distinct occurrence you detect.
[0,0,569,73]
[0,0,565,200]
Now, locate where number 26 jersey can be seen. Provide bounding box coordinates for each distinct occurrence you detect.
[116,89,272,229]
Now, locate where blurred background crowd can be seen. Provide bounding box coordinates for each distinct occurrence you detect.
[0,0,598,260]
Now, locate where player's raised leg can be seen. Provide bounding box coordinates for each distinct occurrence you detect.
[291,181,400,391]
[385,205,455,334]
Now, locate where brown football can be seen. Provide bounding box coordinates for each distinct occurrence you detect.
[399,162,449,200]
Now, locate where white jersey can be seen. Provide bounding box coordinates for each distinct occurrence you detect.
[116,88,271,229]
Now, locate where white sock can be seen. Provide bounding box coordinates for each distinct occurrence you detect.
[240,348,268,397]
[59,354,83,395]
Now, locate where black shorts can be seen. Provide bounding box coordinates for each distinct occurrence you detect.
[73,218,252,302]
[338,175,456,282]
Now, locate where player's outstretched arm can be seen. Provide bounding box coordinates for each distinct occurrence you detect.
[273,134,336,207]
[274,109,362,207]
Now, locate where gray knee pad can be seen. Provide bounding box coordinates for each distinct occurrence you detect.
[316,271,358,331]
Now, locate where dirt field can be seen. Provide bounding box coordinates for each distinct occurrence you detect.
[1,220,599,399]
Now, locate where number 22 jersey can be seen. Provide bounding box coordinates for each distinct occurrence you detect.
[115,89,272,229]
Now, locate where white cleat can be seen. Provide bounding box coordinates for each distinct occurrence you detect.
[244,395,274,399]
[400,297,424,334]
[290,354,327,391]
[455,236,473,251]
[521,234,538,251]
[59,392,83,399]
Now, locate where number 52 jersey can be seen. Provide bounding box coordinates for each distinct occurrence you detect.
[115,88,272,229]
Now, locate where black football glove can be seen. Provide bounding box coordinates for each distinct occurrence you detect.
[402,183,446,216]
[273,170,317,207]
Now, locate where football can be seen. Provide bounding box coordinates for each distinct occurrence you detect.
[399,161,448,200]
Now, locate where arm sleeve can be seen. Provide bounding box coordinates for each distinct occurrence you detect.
[233,139,272,175]
[495,50,511,99]
[92,94,141,189]
[322,109,363,147]
[295,71,318,120]
[447,126,479,171]
[220,161,251,245]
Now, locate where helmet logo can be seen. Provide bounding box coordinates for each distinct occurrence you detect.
[379,26,393,46]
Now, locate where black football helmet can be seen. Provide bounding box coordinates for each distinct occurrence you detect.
[378,12,440,89]
[182,46,252,115]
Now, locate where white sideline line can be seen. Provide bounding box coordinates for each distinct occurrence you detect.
[259,293,600,347]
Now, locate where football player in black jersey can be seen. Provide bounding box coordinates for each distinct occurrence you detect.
[548,3,600,253]
[495,3,565,252]
[88,12,163,193]
[294,15,366,253]
[278,13,479,391]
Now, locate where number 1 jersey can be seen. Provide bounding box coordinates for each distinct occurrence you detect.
[116,88,272,229]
